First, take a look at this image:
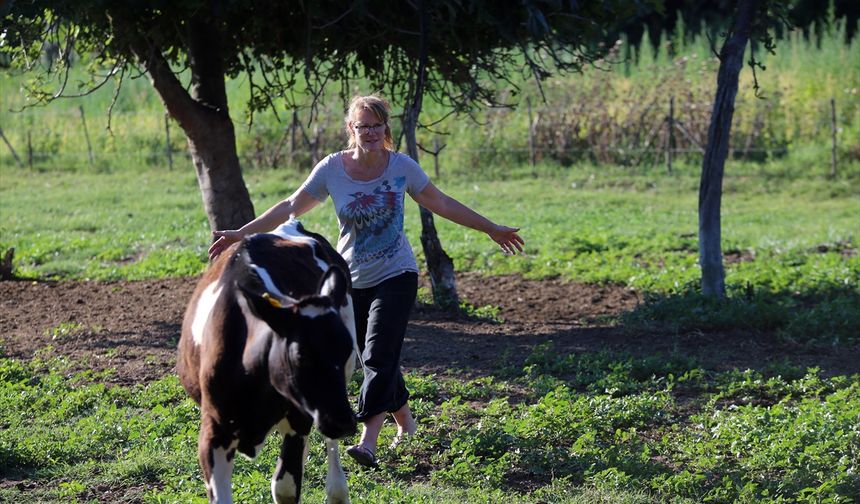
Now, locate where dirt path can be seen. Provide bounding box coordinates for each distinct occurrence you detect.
[1,273,857,383]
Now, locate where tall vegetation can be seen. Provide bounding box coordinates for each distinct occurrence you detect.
[2,18,856,178]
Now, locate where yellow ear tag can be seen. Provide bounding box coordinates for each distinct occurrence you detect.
[262,292,283,308]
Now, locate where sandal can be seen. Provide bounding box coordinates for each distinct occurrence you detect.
[346,445,378,468]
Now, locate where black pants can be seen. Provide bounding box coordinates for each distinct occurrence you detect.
[351,272,417,422]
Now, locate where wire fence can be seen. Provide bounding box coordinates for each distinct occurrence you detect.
[0,95,852,178]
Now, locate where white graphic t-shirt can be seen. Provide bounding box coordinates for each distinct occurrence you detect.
[300,151,430,289]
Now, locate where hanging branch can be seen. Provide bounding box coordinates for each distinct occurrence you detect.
[57,57,123,98]
[51,25,76,99]
[106,64,126,134]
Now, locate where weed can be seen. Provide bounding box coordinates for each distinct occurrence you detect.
[43,321,85,340]
[459,301,504,323]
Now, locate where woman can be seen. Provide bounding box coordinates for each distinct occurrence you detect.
[208,94,524,467]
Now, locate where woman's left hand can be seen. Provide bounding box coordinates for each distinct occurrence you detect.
[488,225,525,255]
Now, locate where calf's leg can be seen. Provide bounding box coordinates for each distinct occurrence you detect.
[324,438,350,504]
[198,414,238,504]
[271,433,307,504]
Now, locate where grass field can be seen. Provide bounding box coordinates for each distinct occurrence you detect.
[1,159,859,502]
[3,163,857,288]
[1,347,858,502]
[3,160,858,346]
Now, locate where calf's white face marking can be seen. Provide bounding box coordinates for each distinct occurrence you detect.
[297,304,334,319]
[289,341,301,364]
[192,282,223,346]
[340,295,359,376]
[249,263,291,302]
[272,219,330,273]
[236,294,277,371]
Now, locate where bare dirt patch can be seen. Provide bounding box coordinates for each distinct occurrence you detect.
[1,273,857,384]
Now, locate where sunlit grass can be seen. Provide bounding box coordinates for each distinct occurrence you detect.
[2,163,857,295]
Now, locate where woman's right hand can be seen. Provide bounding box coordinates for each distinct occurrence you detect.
[208,230,244,261]
[206,190,320,262]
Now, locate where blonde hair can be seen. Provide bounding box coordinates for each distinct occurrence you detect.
[345,94,394,150]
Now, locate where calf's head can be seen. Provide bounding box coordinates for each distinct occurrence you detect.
[238,243,356,439]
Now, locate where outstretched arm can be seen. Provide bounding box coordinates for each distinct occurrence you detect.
[411,182,524,255]
[207,188,321,260]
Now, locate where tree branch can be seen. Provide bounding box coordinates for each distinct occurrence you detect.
[106,65,126,135]
[126,34,201,131]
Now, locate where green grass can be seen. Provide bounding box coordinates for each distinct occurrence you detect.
[4,163,855,290]
[0,168,210,279]
[1,164,857,499]
[1,353,857,503]
[2,160,858,344]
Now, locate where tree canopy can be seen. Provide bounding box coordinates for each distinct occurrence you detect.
[3,0,646,118]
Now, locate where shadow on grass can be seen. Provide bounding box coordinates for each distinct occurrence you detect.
[621,283,860,347]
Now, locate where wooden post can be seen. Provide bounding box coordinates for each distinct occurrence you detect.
[78,105,94,168]
[666,96,674,174]
[27,131,34,170]
[526,96,536,172]
[0,247,14,280]
[0,127,24,169]
[311,125,320,166]
[289,109,298,163]
[164,113,174,170]
[418,139,447,180]
[830,98,838,178]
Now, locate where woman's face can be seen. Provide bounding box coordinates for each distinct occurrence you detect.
[351,109,387,152]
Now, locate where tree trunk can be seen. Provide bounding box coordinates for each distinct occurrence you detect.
[126,9,255,233]
[405,0,459,308]
[698,0,758,299]
[185,116,255,232]
[404,111,459,308]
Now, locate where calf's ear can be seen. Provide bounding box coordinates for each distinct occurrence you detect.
[318,267,348,306]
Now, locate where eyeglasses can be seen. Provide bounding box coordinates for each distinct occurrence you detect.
[354,122,386,134]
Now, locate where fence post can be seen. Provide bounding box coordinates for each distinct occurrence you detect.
[0,127,24,169]
[830,97,838,178]
[526,96,536,173]
[27,131,33,170]
[78,105,95,168]
[418,139,447,180]
[164,113,174,170]
[289,109,298,163]
[666,96,674,175]
[311,125,320,166]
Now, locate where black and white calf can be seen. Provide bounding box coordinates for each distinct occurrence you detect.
[178,219,358,504]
